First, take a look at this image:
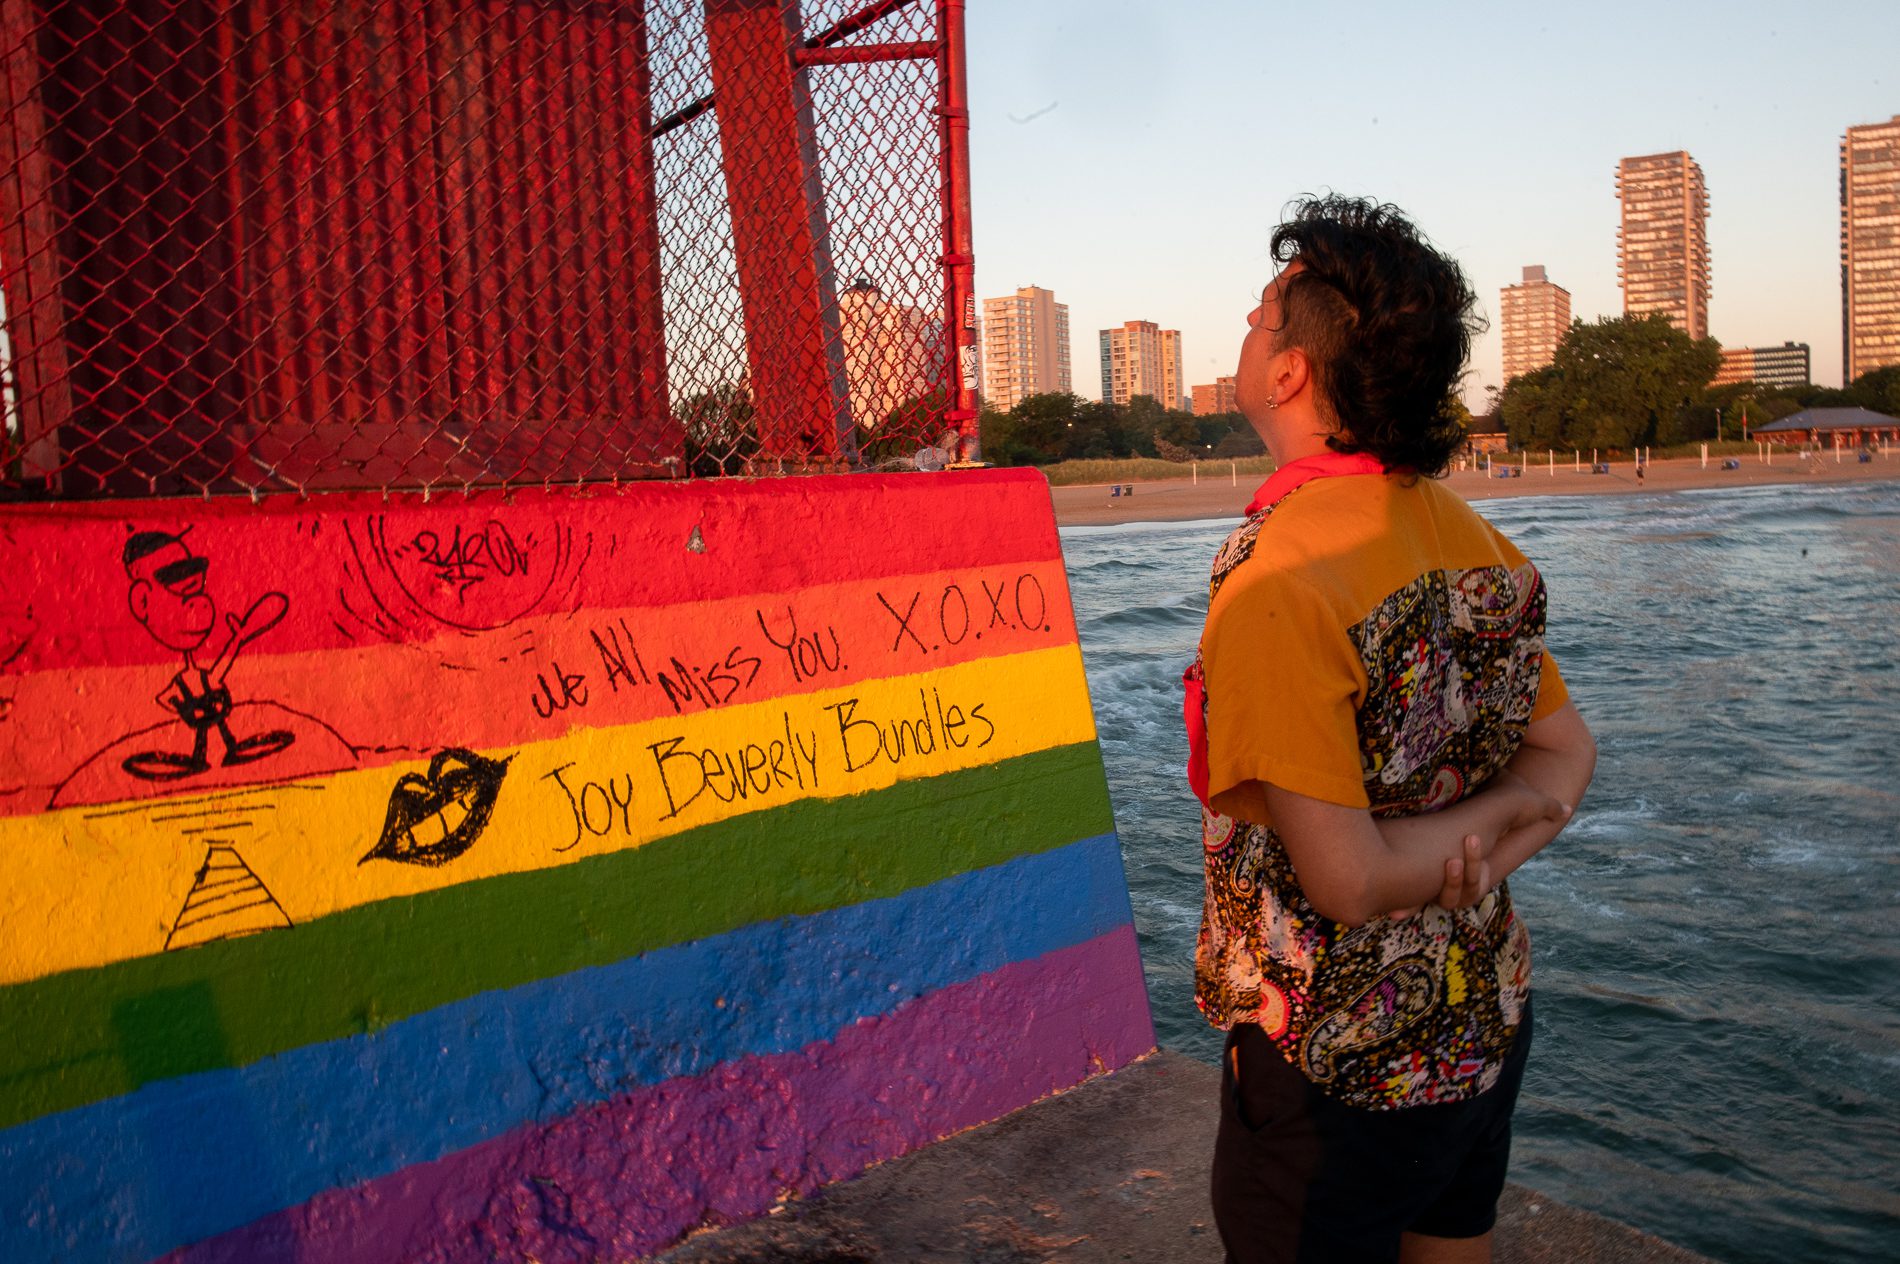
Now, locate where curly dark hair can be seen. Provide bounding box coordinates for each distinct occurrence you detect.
[1267,195,1483,477]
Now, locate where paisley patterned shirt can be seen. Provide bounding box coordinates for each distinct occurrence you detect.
[1191,474,1567,1110]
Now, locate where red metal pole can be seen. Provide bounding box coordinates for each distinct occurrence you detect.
[937,0,977,463]
[704,0,849,465]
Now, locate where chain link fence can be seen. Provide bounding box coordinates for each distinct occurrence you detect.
[0,0,974,498]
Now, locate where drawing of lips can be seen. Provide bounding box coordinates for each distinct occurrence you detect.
[361,748,510,867]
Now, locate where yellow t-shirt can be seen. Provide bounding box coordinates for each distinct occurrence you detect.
[1194,472,1567,1109]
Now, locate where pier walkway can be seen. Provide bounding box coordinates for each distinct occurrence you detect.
[658,1051,1714,1264]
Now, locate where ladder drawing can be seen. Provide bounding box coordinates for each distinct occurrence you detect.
[165,842,292,951]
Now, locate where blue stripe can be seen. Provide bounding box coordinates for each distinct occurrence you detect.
[0,833,1133,1263]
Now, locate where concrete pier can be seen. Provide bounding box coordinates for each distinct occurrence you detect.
[656,1051,1713,1263]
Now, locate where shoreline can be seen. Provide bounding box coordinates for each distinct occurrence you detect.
[1049,451,1900,527]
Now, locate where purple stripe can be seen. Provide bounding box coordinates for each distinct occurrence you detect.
[160,927,1153,1264]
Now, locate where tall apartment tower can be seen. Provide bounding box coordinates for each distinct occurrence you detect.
[1616,151,1710,340]
[1499,266,1572,382]
[1158,329,1185,410]
[1841,114,1900,383]
[1099,320,1184,408]
[838,278,941,431]
[979,286,1071,412]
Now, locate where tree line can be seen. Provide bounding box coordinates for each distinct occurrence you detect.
[978,393,1264,466]
[1497,313,1900,451]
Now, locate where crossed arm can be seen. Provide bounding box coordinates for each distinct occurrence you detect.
[1255,701,1597,928]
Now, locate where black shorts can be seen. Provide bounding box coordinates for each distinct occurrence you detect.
[1210,999,1533,1264]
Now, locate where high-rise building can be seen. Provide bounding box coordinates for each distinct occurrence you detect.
[1192,376,1238,416]
[979,285,1071,412]
[838,278,941,431]
[1841,114,1900,383]
[1617,151,1711,340]
[1158,329,1185,411]
[1099,320,1183,407]
[1499,265,1572,383]
[1714,342,1812,390]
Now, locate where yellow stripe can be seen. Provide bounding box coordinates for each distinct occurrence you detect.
[0,646,1095,985]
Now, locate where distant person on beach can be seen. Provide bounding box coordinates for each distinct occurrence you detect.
[1183,195,1596,1264]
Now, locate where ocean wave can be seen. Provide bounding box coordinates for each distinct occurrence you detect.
[1563,802,1655,842]
[1083,602,1206,632]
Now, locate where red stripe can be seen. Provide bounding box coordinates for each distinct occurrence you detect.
[0,469,1059,675]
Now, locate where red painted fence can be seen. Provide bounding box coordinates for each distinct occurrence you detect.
[0,0,976,496]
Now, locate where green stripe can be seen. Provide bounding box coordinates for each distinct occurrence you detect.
[0,743,1111,1133]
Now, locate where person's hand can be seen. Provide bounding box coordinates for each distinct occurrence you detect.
[1489,768,1571,839]
[1433,833,1492,911]
[1384,834,1492,920]
[1373,772,1573,923]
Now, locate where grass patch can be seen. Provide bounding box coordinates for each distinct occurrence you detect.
[1039,456,1279,486]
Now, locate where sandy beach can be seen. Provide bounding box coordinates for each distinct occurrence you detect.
[1050,451,1900,527]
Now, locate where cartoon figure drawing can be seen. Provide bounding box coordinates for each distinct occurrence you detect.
[121,530,296,781]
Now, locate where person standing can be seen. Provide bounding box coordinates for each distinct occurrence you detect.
[1184,196,1596,1264]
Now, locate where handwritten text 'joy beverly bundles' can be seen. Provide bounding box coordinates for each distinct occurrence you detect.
[542,686,996,847]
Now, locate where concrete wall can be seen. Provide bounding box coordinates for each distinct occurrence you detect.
[0,469,1153,1262]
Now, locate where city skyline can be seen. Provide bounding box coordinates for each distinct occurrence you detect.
[965,1,1899,407]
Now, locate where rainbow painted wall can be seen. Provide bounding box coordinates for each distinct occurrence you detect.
[0,469,1153,1262]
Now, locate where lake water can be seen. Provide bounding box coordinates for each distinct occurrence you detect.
[1061,479,1900,1264]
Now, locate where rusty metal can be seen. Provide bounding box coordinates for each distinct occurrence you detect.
[0,0,972,497]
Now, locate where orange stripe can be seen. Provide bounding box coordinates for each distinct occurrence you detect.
[2,560,1078,816]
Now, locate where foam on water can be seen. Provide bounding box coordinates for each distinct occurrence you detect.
[1060,479,1900,1264]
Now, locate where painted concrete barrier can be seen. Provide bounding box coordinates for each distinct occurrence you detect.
[0,469,1154,1262]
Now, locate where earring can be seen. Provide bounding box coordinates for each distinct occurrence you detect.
[1265,396,1278,410]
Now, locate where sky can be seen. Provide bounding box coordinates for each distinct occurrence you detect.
[962,0,1900,407]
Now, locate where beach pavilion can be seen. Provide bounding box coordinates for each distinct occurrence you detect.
[1749,406,1900,449]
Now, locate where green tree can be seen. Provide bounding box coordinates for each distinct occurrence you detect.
[1440,393,1474,433]
[1751,396,1807,425]
[977,401,1012,450]
[1685,380,1763,442]
[1498,315,1719,450]
[1773,382,1852,408]
[1004,392,1085,463]
[679,383,757,476]
[1196,410,1263,457]
[1847,364,1900,416]
[1497,365,1567,450]
[1113,395,1184,456]
[1074,399,1136,459]
[1212,422,1266,458]
[856,388,962,466]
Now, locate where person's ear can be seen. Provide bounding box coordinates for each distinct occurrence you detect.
[129,579,151,623]
[1276,346,1312,404]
